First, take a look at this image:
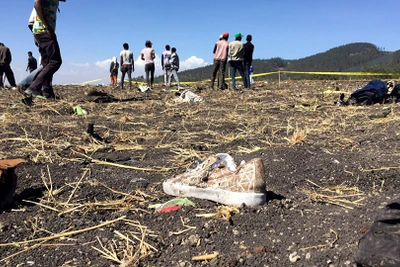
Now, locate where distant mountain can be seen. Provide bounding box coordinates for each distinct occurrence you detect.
[147,42,400,83]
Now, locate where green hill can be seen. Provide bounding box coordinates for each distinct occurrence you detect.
[148,42,400,83]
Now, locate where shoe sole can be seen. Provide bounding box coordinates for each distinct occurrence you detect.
[163,181,266,206]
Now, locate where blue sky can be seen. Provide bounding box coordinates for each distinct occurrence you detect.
[3,0,400,85]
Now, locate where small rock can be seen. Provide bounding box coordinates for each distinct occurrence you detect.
[289,252,301,263]
[188,234,199,246]
[0,221,8,232]
[305,252,311,260]
[254,245,266,254]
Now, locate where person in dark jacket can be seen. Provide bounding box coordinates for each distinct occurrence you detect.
[167,47,182,89]
[26,51,38,73]
[0,43,17,89]
[109,57,119,86]
[243,34,254,88]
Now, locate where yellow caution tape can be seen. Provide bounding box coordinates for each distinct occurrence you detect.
[79,71,400,85]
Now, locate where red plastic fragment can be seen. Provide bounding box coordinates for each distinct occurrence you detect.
[157,205,181,213]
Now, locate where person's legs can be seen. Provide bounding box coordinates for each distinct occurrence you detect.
[4,65,16,87]
[0,66,4,87]
[165,68,171,87]
[150,63,155,87]
[167,70,172,87]
[210,59,219,89]
[171,69,180,87]
[219,60,226,89]
[28,34,62,95]
[120,66,127,89]
[230,61,237,89]
[244,62,251,88]
[19,66,44,90]
[41,73,55,98]
[163,69,167,85]
[237,61,248,89]
[144,64,150,87]
[127,67,132,88]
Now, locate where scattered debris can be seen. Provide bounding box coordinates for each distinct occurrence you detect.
[192,252,219,261]
[174,90,203,103]
[148,197,195,213]
[138,85,152,92]
[72,105,87,116]
[289,251,301,263]
[299,179,364,209]
[196,206,239,221]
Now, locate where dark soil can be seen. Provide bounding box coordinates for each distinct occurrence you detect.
[0,80,399,267]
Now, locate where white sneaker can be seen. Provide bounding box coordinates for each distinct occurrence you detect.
[163,154,266,206]
[10,87,18,91]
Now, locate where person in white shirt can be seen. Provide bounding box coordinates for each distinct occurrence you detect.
[140,40,156,88]
[161,45,171,86]
[119,43,134,89]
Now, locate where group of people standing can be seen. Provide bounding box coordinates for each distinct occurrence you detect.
[110,42,181,90]
[2,0,254,103]
[211,32,254,90]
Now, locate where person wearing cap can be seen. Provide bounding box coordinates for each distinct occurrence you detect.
[211,32,229,90]
[0,43,17,90]
[120,43,134,89]
[228,32,248,90]
[141,40,156,88]
[161,45,171,86]
[23,0,66,100]
[243,34,254,88]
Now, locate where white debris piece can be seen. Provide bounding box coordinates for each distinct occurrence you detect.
[175,90,203,103]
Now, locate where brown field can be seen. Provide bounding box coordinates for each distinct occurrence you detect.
[0,80,399,266]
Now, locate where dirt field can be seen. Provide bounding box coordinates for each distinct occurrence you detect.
[0,80,399,267]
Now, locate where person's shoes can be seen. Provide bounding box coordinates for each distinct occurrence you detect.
[24,88,40,98]
[177,86,184,90]
[21,97,33,106]
[163,154,266,206]
[10,86,18,91]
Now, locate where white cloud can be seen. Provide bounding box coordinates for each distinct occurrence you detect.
[94,59,112,69]
[180,56,208,70]
[70,62,90,68]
